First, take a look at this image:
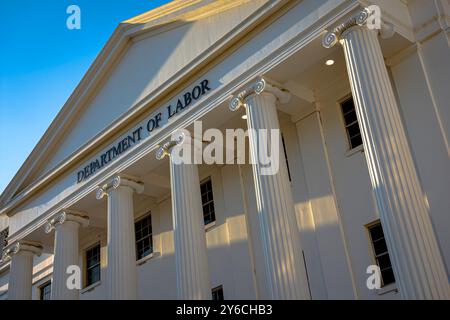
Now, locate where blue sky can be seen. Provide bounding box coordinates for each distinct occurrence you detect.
[0,0,169,194]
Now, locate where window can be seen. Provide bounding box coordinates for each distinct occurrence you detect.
[39,281,51,300]
[367,221,395,286]
[212,285,224,301]
[135,214,153,260]
[85,243,101,287]
[200,177,216,225]
[281,134,292,181]
[341,97,363,149]
[0,227,8,256]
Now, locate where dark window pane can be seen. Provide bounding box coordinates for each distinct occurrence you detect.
[341,97,363,149]
[85,244,101,287]
[377,254,392,270]
[350,135,363,149]
[381,268,395,285]
[347,122,361,137]
[341,99,354,114]
[344,111,357,125]
[368,221,396,287]
[372,239,388,256]
[369,224,384,241]
[40,281,51,300]
[281,134,292,182]
[135,213,153,260]
[200,178,216,225]
[212,286,224,301]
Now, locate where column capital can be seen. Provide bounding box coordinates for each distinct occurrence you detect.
[155,130,203,161]
[96,175,144,200]
[229,77,291,112]
[322,7,394,49]
[156,130,186,160]
[44,210,89,234]
[2,240,42,262]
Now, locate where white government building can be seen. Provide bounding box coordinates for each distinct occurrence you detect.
[1,0,449,300]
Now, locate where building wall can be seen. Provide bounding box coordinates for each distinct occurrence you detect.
[40,0,269,176]
[389,46,450,276]
[1,0,449,300]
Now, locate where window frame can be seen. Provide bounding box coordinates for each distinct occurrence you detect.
[281,134,292,182]
[134,212,153,261]
[366,220,396,287]
[39,280,52,300]
[200,177,216,226]
[211,285,224,301]
[0,227,8,257]
[84,242,101,288]
[339,95,363,151]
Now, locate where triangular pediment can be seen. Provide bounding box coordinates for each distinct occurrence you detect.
[0,0,271,208]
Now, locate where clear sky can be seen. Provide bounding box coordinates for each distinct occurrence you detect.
[0,0,169,195]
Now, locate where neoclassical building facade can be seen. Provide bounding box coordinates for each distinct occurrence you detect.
[1,0,449,300]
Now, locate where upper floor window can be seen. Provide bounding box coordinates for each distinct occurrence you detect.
[281,134,292,181]
[200,177,216,225]
[212,285,224,301]
[39,281,51,300]
[135,214,153,260]
[0,227,8,256]
[367,221,395,286]
[341,97,363,149]
[85,243,101,287]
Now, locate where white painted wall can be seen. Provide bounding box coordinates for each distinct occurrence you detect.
[8,0,340,246]
[41,0,269,176]
[2,0,449,300]
[389,48,450,277]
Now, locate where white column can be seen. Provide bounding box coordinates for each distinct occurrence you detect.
[323,8,450,299]
[45,210,89,300]
[156,132,211,300]
[96,175,144,300]
[229,78,310,300]
[3,241,42,300]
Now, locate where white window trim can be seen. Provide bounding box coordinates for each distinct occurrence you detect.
[345,143,364,157]
[377,282,398,295]
[84,242,101,289]
[200,177,216,226]
[81,280,101,294]
[136,252,159,266]
[38,279,52,300]
[205,221,216,232]
[339,95,364,153]
[134,213,153,263]
[366,220,396,289]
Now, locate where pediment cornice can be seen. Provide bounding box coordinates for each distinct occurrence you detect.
[0,0,287,215]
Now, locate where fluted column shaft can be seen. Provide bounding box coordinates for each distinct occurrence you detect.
[157,133,211,300]
[230,78,310,300]
[4,242,42,300]
[45,211,89,300]
[9,252,34,300]
[53,222,78,299]
[97,176,144,300]
[323,8,450,299]
[107,183,137,299]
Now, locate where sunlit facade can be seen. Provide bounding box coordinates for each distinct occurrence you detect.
[1,0,449,300]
